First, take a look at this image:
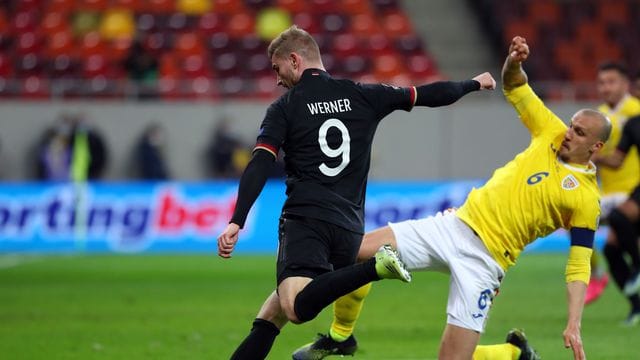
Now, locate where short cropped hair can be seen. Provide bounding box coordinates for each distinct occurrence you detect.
[577,109,611,142]
[267,25,321,63]
[598,61,629,79]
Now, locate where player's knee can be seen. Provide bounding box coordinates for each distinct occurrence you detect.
[279,298,302,324]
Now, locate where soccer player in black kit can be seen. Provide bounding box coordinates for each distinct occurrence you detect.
[596,114,640,326]
[217,25,496,359]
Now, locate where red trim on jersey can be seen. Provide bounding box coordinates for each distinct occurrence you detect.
[254,143,278,158]
[409,86,417,108]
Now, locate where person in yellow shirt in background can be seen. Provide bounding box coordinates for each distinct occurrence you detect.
[293,36,610,360]
[581,63,640,304]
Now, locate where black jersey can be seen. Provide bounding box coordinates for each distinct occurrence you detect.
[255,69,415,233]
[618,115,640,158]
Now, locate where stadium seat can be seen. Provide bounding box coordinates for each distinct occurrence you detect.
[276,0,308,13]
[146,0,175,14]
[350,13,381,37]
[182,54,211,79]
[99,9,136,40]
[11,10,39,34]
[45,30,75,58]
[79,32,108,58]
[213,52,241,77]
[46,55,80,79]
[143,32,172,56]
[332,34,361,58]
[395,35,424,56]
[381,12,412,38]
[47,0,75,14]
[76,0,109,12]
[168,13,194,33]
[15,53,45,78]
[341,0,372,15]
[0,54,14,77]
[40,12,69,35]
[363,34,394,56]
[15,32,43,56]
[246,53,271,76]
[226,13,255,38]
[527,0,560,26]
[321,14,349,35]
[174,33,206,58]
[342,55,370,77]
[20,75,50,99]
[598,0,630,25]
[176,0,212,15]
[291,12,320,35]
[214,0,247,15]
[198,13,225,35]
[373,54,404,81]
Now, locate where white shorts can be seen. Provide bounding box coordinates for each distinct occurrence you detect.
[601,192,628,219]
[389,210,505,333]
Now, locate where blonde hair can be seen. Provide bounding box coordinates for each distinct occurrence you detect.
[267,25,321,63]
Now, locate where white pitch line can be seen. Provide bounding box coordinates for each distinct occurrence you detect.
[0,254,42,269]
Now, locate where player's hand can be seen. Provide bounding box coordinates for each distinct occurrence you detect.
[218,223,241,258]
[563,324,586,360]
[472,72,496,90]
[508,36,530,63]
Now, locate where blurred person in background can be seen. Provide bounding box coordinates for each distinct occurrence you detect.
[36,113,108,182]
[217,25,496,360]
[134,122,169,180]
[595,112,640,326]
[124,38,159,99]
[631,73,640,99]
[293,36,609,360]
[205,117,249,178]
[583,63,640,304]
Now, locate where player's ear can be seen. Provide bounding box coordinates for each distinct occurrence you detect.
[290,52,302,70]
[591,140,604,153]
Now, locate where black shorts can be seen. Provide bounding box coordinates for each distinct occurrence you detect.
[631,185,640,207]
[276,213,362,285]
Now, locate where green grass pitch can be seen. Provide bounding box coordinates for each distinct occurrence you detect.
[0,253,635,359]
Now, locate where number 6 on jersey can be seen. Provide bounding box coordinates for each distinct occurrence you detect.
[318,118,351,176]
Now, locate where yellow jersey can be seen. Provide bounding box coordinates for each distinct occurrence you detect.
[457,84,601,270]
[597,95,640,195]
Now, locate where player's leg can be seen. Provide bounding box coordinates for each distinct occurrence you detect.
[439,324,481,360]
[585,236,609,305]
[230,290,288,360]
[474,329,540,360]
[281,217,410,324]
[602,234,640,325]
[609,195,640,295]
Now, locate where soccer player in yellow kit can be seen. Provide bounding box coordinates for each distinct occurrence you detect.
[293,36,610,360]
[585,63,640,304]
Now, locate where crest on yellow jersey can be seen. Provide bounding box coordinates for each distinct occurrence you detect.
[562,175,580,190]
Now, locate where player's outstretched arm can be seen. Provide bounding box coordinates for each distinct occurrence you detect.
[217,149,274,258]
[413,72,495,107]
[502,36,529,90]
[564,280,587,360]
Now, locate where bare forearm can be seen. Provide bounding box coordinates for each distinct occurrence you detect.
[501,56,528,90]
[566,280,586,329]
[594,151,625,169]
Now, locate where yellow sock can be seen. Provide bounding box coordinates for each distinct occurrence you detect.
[473,343,521,360]
[329,283,372,341]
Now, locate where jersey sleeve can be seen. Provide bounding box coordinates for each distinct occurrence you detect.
[255,101,287,158]
[569,195,600,232]
[617,115,639,154]
[359,83,415,119]
[503,84,567,139]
